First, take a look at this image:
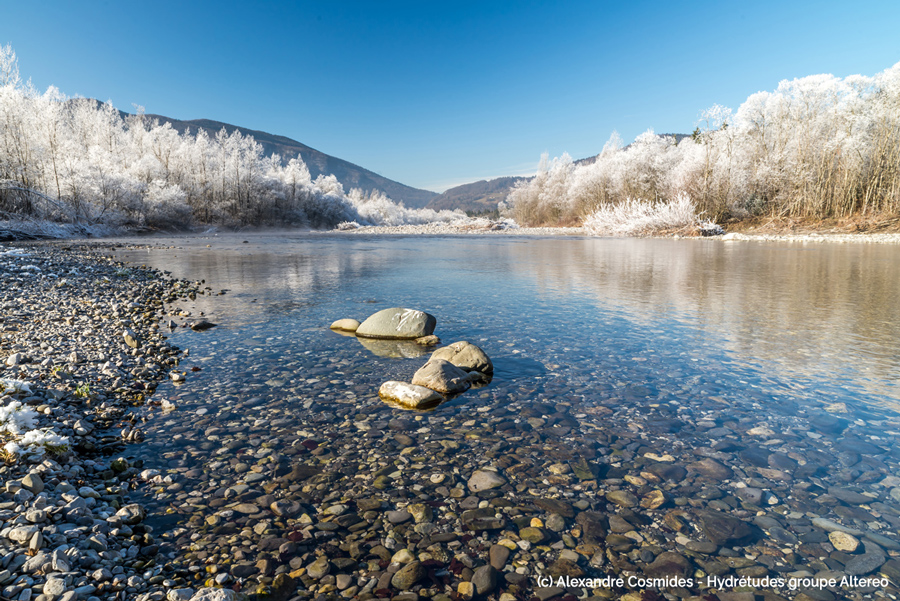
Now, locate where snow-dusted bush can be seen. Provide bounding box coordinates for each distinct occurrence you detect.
[582,193,702,236]
[0,376,70,461]
[348,189,466,226]
[0,378,32,395]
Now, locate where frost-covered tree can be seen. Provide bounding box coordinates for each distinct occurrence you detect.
[504,61,900,228]
[0,46,463,230]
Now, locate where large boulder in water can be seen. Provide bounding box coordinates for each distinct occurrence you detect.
[430,341,493,374]
[412,359,470,394]
[356,308,436,340]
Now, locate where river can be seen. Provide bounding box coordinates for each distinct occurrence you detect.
[110,232,900,599]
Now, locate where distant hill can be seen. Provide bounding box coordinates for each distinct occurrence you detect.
[426,134,691,213]
[143,113,438,208]
[427,176,528,212]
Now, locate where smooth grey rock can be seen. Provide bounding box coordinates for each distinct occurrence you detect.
[489,544,510,569]
[606,490,638,508]
[412,359,470,394]
[845,553,886,575]
[8,525,38,543]
[116,504,146,525]
[472,565,499,595]
[468,469,506,492]
[735,487,764,505]
[391,561,426,590]
[306,556,331,579]
[43,578,67,596]
[429,341,493,374]
[378,381,443,409]
[21,473,43,494]
[123,329,140,348]
[189,589,246,601]
[700,512,755,545]
[811,517,862,535]
[329,318,360,332]
[168,589,195,601]
[356,308,436,340]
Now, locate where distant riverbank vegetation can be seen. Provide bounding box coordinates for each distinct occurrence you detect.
[0,46,463,233]
[503,62,900,234]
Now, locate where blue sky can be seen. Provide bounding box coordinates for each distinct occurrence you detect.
[4,1,900,192]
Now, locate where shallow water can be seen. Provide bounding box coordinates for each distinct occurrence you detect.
[107,232,900,597]
[115,232,900,415]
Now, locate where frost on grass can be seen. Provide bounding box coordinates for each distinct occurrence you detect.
[0,400,38,435]
[0,378,70,461]
[582,193,710,236]
[3,429,70,458]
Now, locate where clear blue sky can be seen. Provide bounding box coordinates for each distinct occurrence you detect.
[4,1,899,192]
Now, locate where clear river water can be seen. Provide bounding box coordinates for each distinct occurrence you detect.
[106,232,900,599]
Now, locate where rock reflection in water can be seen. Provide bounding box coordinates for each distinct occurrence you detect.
[354,336,430,358]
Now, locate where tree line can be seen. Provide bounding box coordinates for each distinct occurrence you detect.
[0,45,462,231]
[503,63,900,230]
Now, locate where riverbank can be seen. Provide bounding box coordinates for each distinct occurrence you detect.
[332,222,900,244]
[0,242,203,601]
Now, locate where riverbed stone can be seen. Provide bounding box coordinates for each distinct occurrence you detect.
[489,544,510,568]
[689,458,733,479]
[845,553,886,575]
[468,469,506,492]
[391,561,426,590]
[829,531,860,552]
[606,490,638,508]
[356,307,436,339]
[700,512,756,545]
[472,565,499,595]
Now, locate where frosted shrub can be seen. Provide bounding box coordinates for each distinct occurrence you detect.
[583,193,702,236]
[0,400,38,435]
[348,190,466,226]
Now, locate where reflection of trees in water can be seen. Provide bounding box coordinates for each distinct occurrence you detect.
[122,235,900,407]
[508,238,900,400]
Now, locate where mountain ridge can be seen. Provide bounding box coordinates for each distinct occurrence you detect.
[142,113,439,208]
